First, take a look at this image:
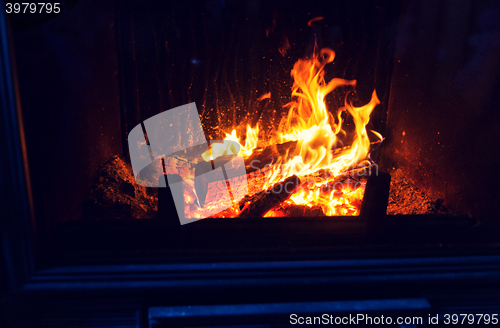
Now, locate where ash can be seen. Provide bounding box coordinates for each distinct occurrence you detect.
[387,168,451,215]
[83,155,157,219]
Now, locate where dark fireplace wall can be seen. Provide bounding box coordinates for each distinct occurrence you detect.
[12,0,122,225]
[383,0,500,221]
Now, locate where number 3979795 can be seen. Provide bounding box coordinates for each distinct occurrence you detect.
[5,3,61,14]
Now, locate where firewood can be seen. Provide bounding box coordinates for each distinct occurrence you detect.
[244,140,297,172]
[265,204,325,217]
[238,175,301,218]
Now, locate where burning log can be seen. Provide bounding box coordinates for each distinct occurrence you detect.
[265,204,325,217]
[192,141,298,207]
[243,140,297,172]
[238,175,301,218]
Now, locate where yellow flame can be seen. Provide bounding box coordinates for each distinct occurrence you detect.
[202,124,260,161]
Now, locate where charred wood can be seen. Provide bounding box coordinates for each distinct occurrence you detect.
[238,175,301,218]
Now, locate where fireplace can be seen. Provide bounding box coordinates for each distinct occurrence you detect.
[23,0,494,252]
[6,0,500,263]
[2,0,500,326]
[78,0,396,224]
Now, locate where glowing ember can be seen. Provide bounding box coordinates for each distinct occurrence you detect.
[195,47,381,218]
[307,16,324,27]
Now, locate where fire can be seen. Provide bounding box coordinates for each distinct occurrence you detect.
[287,181,365,216]
[201,124,260,161]
[197,47,380,217]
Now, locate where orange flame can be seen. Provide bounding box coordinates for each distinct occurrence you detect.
[198,47,380,217]
[270,48,379,179]
[257,92,271,101]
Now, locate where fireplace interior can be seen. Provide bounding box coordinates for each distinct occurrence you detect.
[8,0,500,263]
[4,1,500,327]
